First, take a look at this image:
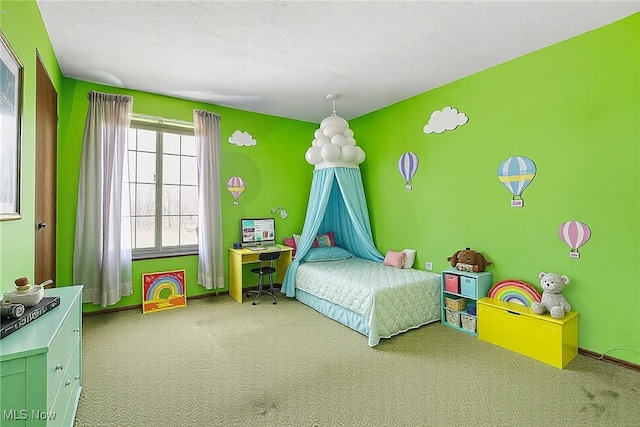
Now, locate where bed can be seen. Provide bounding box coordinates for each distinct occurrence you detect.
[292,250,441,346]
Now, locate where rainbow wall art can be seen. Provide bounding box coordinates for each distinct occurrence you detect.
[488,279,542,307]
[142,270,187,314]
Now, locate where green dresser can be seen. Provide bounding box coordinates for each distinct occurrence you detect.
[1,286,82,427]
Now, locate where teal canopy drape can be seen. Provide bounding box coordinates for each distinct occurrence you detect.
[281,167,383,297]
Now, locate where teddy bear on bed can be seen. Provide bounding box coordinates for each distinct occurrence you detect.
[447,248,492,273]
[532,272,571,319]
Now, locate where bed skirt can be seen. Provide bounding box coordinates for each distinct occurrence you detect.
[295,289,370,337]
[295,288,441,346]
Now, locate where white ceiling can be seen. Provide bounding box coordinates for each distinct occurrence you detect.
[36,1,639,123]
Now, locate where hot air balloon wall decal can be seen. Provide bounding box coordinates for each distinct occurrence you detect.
[398,152,419,191]
[497,156,537,207]
[226,176,246,205]
[558,220,591,259]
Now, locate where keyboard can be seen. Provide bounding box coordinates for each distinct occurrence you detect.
[247,246,278,251]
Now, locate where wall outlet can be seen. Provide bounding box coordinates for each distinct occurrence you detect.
[425,261,433,271]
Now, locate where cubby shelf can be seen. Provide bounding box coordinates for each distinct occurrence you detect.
[440,269,492,336]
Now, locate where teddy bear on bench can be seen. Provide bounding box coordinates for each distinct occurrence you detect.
[532,272,571,319]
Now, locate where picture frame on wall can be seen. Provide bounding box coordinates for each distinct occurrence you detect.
[0,30,24,221]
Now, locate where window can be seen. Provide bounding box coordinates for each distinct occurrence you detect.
[127,116,198,258]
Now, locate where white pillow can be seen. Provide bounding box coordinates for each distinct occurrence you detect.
[402,249,416,269]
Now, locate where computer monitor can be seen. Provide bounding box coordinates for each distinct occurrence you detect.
[240,217,276,248]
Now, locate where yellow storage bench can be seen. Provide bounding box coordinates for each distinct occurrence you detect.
[477,297,579,368]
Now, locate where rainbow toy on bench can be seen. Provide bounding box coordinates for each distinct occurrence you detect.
[488,279,542,307]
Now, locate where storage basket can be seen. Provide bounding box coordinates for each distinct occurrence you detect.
[445,296,467,312]
[461,313,477,332]
[466,303,477,316]
[444,273,460,293]
[445,308,461,327]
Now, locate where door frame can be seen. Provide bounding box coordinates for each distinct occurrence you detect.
[34,51,58,288]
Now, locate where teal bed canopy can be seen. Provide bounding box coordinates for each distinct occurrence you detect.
[281,166,383,297]
[281,99,384,297]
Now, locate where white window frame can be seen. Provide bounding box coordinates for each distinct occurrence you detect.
[128,114,198,259]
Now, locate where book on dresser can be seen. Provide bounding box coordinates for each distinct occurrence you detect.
[1,296,61,340]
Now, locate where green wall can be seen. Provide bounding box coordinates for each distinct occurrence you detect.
[2,0,638,364]
[0,0,316,312]
[58,79,315,313]
[353,13,639,364]
[0,0,62,291]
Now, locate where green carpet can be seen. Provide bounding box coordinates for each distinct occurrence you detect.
[75,294,640,426]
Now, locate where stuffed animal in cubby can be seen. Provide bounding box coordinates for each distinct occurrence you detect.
[532,272,571,319]
[447,247,492,273]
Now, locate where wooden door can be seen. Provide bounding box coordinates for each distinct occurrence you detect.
[34,54,58,288]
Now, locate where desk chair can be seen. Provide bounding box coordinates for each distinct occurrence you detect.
[246,251,281,305]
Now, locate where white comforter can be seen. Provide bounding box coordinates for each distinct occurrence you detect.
[295,257,441,346]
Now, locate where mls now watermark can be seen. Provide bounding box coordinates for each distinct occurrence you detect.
[4,409,57,421]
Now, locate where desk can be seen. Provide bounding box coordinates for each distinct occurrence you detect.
[228,245,293,303]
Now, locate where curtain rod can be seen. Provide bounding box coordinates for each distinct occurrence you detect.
[87,90,133,103]
[131,113,194,128]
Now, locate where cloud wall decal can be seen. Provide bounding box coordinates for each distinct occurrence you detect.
[228,130,257,146]
[423,106,469,134]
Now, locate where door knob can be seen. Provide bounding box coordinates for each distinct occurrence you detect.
[37,222,47,230]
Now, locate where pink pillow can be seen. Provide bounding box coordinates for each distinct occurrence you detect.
[283,237,297,256]
[383,250,406,269]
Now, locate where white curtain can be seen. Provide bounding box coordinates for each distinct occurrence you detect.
[193,110,224,289]
[74,91,133,306]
